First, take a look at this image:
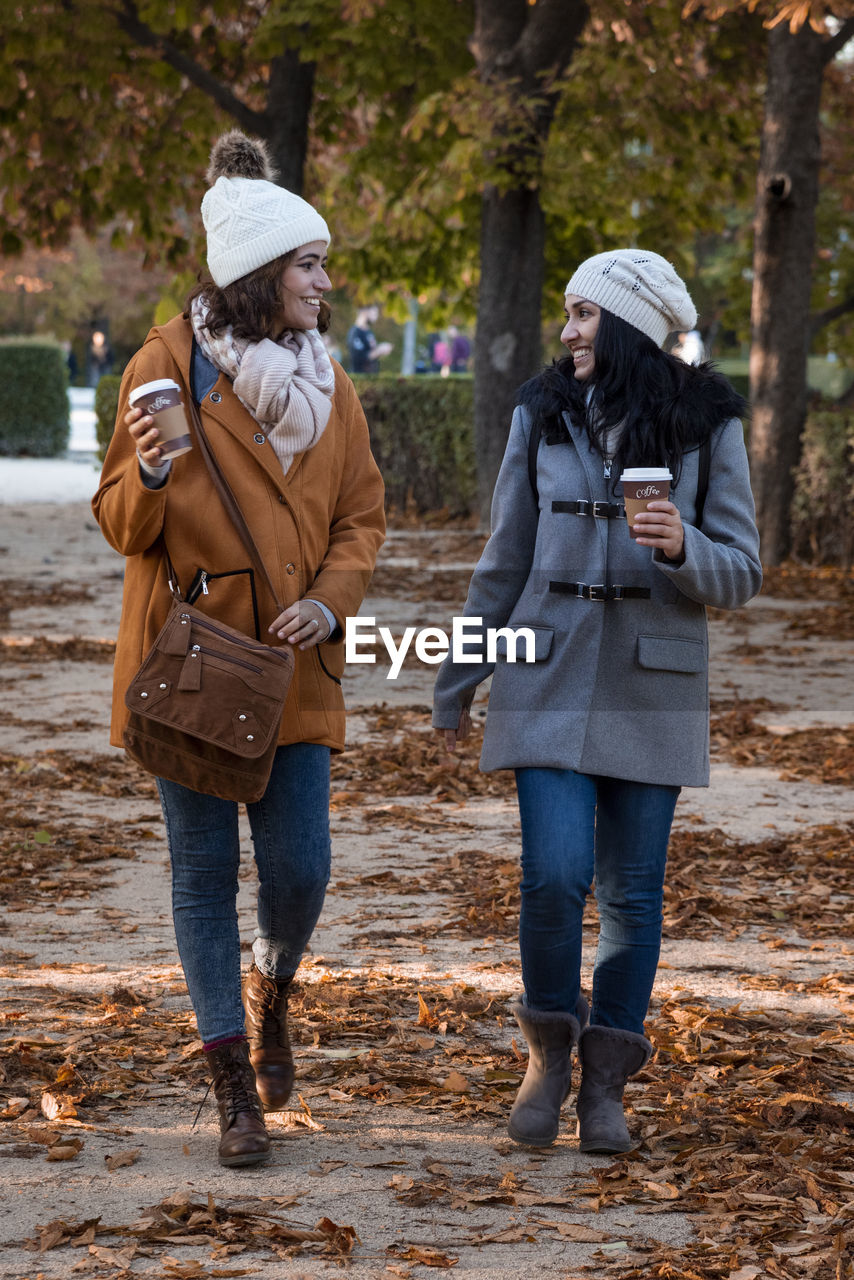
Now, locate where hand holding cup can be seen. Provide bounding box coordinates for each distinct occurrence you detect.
[632,500,685,561]
[621,467,684,561]
[127,380,193,466]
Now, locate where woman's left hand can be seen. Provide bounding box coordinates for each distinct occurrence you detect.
[269,600,331,649]
[632,500,685,563]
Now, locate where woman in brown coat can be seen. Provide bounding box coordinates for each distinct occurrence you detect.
[93,132,385,1168]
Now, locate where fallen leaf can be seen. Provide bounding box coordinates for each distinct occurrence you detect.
[105,1148,141,1172]
[45,1142,83,1162]
[40,1091,78,1121]
[388,1243,459,1268]
[440,1070,470,1094]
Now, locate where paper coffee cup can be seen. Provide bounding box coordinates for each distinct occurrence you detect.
[620,467,672,538]
[128,379,192,460]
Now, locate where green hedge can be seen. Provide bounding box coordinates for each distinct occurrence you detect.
[91,371,477,512]
[354,374,475,515]
[791,402,854,566]
[77,370,854,563]
[94,374,123,462]
[0,339,69,456]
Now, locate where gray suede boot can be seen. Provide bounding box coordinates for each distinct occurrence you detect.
[575,1024,653,1154]
[507,996,589,1148]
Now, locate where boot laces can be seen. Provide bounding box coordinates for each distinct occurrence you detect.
[217,1059,257,1120]
[195,1047,260,1127]
[250,974,289,1050]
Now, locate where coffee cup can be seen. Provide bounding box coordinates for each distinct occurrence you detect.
[128,379,192,460]
[620,467,672,538]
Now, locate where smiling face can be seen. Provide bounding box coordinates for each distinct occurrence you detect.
[561,293,601,381]
[276,241,332,332]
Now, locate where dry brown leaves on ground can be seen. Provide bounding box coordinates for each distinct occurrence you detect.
[0,981,197,1131]
[0,751,157,906]
[368,564,476,607]
[349,820,854,946]
[0,582,95,628]
[334,702,854,806]
[663,822,854,942]
[24,1194,358,1266]
[0,747,158,800]
[332,707,512,805]
[0,633,116,662]
[568,998,854,1279]
[761,565,853,603]
[759,563,854,642]
[0,808,146,907]
[4,972,853,1277]
[709,702,854,785]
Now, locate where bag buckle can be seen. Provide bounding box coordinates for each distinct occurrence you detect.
[574,499,591,517]
[592,501,611,518]
[587,584,607,601]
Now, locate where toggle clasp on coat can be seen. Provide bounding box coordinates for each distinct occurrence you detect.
[551,500,626,519]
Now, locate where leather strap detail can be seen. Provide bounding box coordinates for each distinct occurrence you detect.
[548,581,651,602]
[552,500,626,519]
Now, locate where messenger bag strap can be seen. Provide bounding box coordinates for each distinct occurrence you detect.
[185,395,286,614]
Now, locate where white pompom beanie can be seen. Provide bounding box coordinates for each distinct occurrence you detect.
[200,133,330,288]
[565,250,697,348]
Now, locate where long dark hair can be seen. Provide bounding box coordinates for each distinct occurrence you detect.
[184,251,332,342]
[518,309,746,488]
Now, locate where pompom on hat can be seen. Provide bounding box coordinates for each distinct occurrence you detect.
[201,130,330,288]
[565,249,697,348]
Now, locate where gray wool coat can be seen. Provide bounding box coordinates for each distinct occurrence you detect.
[432,407,762,787]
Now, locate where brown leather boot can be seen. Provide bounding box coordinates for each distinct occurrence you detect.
[243,964,295,1112]
[205,1039,270,1167]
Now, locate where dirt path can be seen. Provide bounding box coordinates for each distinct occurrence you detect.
[1,501,852,1280]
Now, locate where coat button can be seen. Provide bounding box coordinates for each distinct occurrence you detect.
[277,494,286,504]
[253,432,265,444]
[286,563,296,575]
[210,391,222,403]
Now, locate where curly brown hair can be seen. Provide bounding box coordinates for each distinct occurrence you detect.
[185,251,331,342]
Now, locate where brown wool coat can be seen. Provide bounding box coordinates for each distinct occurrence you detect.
[93,314,385,754]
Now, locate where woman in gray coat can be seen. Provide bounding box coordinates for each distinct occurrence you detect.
[433,249,761,1154]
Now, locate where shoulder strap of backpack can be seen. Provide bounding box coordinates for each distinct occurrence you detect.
[695,435,711,530]
[527,416,543,505]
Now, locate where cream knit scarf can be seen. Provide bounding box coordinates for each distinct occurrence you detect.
[190,295,335,475]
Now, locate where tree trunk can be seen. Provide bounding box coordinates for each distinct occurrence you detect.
[264,50,317,195]
[749,23,824,565]
[471,0,588,524]
[474,187,546,518]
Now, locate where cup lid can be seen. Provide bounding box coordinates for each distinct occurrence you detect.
[619,467,672,480]
[128,378,181,404]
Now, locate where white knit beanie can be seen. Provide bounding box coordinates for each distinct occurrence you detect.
[201,131,330,288]
[565,249,697,348]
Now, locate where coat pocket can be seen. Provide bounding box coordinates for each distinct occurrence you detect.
[637,634,705,673]
[493,625,554,662]
[185,567,261,639]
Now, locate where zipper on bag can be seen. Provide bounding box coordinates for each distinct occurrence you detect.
[180,613,291,666]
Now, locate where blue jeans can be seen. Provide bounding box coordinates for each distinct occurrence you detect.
[157,743,331,1044]
[514,768,679,1035]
